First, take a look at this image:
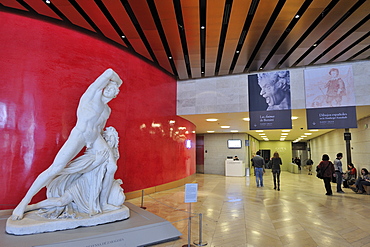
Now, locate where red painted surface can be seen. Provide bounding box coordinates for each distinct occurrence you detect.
[0,11,195,210]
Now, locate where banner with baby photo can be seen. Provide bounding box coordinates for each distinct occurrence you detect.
[248,70,292,130]
[304,66,357,129]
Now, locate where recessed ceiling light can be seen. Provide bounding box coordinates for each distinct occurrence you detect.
[304,133,312,135]
[230,130,239,132]
[281,133,289,135]
[259,133,265,135]
[221,126,230,129]
[281,130,290,132]
[243,118,250,121]
[309,129,319,131]
[206,118,218,122]
[256,130,264,132]
[291,116,298,120]
[301,135,307,137]
[207,131,215,133]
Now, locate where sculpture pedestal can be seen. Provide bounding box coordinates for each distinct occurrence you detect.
[6,205,130,235]
[1,202,181,247]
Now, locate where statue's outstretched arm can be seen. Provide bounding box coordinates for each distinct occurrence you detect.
[83,69,123,99]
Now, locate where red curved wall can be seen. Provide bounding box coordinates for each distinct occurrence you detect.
[0,11,195,210]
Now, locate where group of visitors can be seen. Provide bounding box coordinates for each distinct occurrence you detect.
[252,151,282,191]
[251,150,370,196]
[317,152,370,195]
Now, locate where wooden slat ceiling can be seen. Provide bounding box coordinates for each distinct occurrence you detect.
[1,0,369,80]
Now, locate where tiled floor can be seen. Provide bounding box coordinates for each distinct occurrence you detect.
[127,170,370,247]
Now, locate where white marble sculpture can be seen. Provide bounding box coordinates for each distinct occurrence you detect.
[6,69,129,235]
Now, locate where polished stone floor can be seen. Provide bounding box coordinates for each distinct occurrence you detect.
[127,170,370,247]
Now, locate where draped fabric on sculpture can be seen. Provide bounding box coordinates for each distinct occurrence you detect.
[39,148,109,219]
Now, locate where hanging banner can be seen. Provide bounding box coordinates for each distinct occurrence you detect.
[248,70,292,130]
[304,66,357,129]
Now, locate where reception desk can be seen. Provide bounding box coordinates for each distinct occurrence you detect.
[225,160,245,176]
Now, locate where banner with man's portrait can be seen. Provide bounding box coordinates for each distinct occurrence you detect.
[304,66,357,129]
[248,70,292,130]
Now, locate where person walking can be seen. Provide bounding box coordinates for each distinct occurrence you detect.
[306,158,314,175]
[334,153,345,193]
[294,157,302,171]
[271,152,282,191]
[252,151,265,187]
[317,154,335,196]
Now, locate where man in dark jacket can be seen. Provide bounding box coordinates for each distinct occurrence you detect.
[252,151,265,187]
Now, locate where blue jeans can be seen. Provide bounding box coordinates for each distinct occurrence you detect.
[335,171,343,192]
[255,168,264,187]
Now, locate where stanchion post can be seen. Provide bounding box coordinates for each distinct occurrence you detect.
[193,213,208,246]
[182,203,195,247]
[140,189,146,209]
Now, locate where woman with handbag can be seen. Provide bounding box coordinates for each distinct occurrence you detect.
[316,154,335,195]
[271,152,282,191]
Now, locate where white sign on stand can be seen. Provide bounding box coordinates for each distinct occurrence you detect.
[184,183,198,203]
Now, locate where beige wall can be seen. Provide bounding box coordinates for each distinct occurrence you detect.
[178,60,370,115]
[310,116,370,174]
[204,133,249,175]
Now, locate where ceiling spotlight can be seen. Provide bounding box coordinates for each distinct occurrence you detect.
[295,14,300,18]
[236,50,240,53]
[121,35,126,39]
[201,26,205,29]
[201,71,205,74]
[206,118,218,122]
[313,43,318,47]
[259,67,263,70]
[45,0,51,3]
[169,56,172,59]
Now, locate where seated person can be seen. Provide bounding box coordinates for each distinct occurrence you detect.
[343,163,357,188]
[351,168,370,194]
